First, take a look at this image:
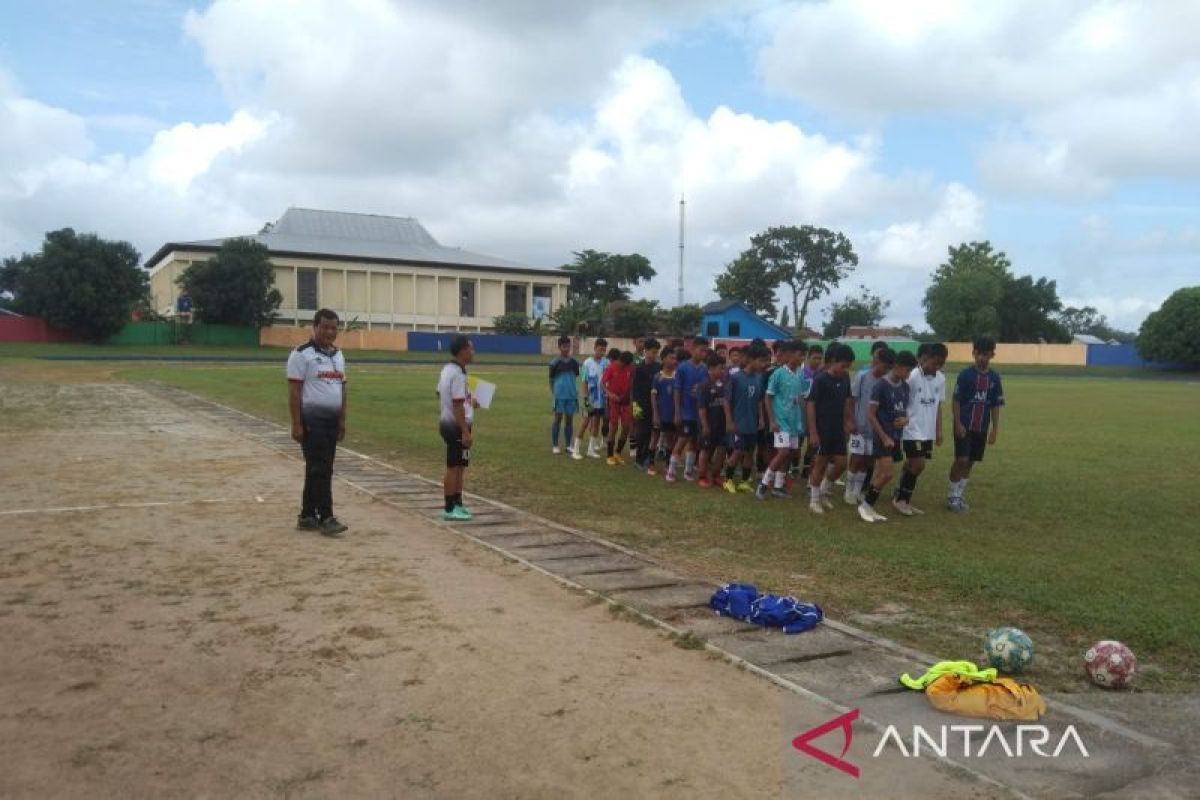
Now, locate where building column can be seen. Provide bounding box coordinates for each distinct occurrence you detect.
[365,269,372,330]
[390,272,396,330]
[293,268,299,326]
[527,281,534,316]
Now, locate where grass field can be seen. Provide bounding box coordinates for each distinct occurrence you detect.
[8,345,1199,692]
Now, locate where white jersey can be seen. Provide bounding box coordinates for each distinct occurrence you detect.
[902,366,945,441]
[286,340,346,415]
[437,362,473,426]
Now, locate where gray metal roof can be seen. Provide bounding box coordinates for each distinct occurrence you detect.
[157,207,557,274]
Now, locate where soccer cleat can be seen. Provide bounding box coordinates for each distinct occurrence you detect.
[755,483,769,500]
[891,498,915,517]
[319,517,348,536]
[857,505,876,523]
[870,508,889,522]
[771,488,790,499]
[441,506,472,521]
[571,449,584,460]
[698,478,711,488]
[665,471,677,483]
[453,505,473,520]
[683,469,696,482]
[552,446,562,455]
[615,454,626,464]
[907,503,926,515]
[737,481,755,493]
[820,495,835,511]
[809,501,825,515]
[646,465,658,476]
[605,456,620,466]
[723,479,738,494]
[296,515,319,531]
[587,446,601,459]
[947,497,961,512]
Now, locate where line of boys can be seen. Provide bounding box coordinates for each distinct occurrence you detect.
[547,333,1004,522]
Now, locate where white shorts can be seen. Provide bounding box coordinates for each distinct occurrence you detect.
[848,433,875,457]
[774,431,800,450]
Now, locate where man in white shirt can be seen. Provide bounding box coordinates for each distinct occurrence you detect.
[437,335,475,521]
[894,342,948,516]
[287,309,348,536]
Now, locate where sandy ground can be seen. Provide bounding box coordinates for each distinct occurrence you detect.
[0,382,999,799]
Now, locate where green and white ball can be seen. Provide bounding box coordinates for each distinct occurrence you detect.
[985,626,1035,674]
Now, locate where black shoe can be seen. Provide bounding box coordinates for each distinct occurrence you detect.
[297,515,319,531]
[319,517,348,537]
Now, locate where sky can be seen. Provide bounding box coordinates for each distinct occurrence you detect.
[2,0,1198,332]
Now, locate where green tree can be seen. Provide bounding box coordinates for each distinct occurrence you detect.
[610,299,661,337]
[923,241,1010,340]
[750,225,857,331]
[713,249,778,318]
[548,296,603,337]
[561,249,655,305]
[176,238,282,327]
[1137,287,1200,363]
[660,303,703,337]
[492,312,536,335]
[822,285,890,338]
[1000,275,1068,343]
[1058,306,1134,343]
[0,228,146,341]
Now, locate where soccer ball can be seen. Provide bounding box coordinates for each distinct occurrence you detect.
[1084,640,1137,690]
[984,626,1035,674]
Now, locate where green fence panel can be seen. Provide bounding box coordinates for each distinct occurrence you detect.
[106,321,259,346]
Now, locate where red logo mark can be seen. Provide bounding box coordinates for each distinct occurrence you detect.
[792,708,860,778]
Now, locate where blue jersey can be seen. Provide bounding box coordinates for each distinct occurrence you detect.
[726,370,762,435]
[954,367,1005,433]
[870,376,910,441]
[675,359,707,421]
[549,356,580,401]
[582,356,608,409]
[653,372,677,423]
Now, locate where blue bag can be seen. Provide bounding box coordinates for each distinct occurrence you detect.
[710,583,758,620]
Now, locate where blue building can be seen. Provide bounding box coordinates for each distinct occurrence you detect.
[700,300,791,341]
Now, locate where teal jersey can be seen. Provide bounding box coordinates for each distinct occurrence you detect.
[767,365,806,435]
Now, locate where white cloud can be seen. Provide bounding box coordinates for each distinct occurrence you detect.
[756,1,1200,195]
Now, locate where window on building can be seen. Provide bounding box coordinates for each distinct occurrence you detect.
[297,269,318,310]
[532,286,553,321]
[706,321,719,337]
[727,321,741,337]
[505,284,527,315]
[459,280,476,318]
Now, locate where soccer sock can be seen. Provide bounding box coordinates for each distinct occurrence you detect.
[863,464,875,487]
[684,451,696,474]
[864,485,881,506]
[444,495,455,512]
[724,465,735,480]
[453,492,463,508]
[760,469,774,487]
[959,478,969,498]
[668,455,678,476]
[820,477,834,496]
[741,467,752,481]
[896,471,916,502]
[948,479,958,498]
[564,418,574,448]
[775,471,786,489]
[551,418,560,447]
[607,440,615,457]
[617,435,627,454]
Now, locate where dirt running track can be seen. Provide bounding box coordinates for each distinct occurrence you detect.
[0,382,998,799]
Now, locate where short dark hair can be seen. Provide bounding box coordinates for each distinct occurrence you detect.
[780,339,803,354]
[896,350,918,368]
[746,344,771,361]
[619,351,634,365]
[828,343,854,364]
[728,345,743,355]
[313,308,339,325]
[607,347,621,361]
[929,342,948,359]
[877,347,897,366]
[692,335,710,347]
[595,337,608,348]
[558,335,571,346]
[643,337,660,352]
[870,340,888,354]
[916,342,931,358]
[808,343,824,355]
[973,336,997,354]
[714,343,728,352]
[771,340,782,353]
[661,347,677,361]
[449,334,472,356]
[749,337,767,348]
[705,352,725,368]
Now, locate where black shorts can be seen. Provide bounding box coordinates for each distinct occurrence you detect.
[440,420,471,468]
[814,427,847,457]
[902,440,933,461]
[731,433,756,452]
[679,419,699,439]
[588,408,606,419]
[874,436,902,462]
[656,421,677,434]
[757,428,771,448]
[954,431,987,462]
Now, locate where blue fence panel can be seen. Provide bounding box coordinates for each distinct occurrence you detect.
[407,332,542,354]
[1086,343,1194,370]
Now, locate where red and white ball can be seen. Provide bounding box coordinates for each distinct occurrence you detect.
[1084,640,1137,689]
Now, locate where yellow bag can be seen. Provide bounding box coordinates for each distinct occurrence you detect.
[925,674,1047,721]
